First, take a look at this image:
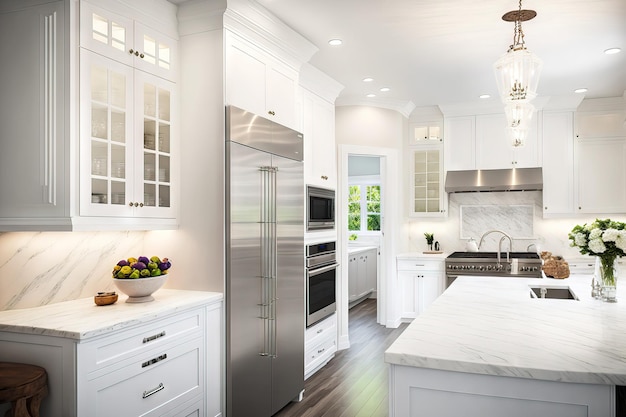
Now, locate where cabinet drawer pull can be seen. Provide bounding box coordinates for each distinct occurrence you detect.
[142,353,167,368]
[414,264,425,267]
[142,383,165,399]
[316,328,324,334]
[317,348,325,354]
[143,331,166,344]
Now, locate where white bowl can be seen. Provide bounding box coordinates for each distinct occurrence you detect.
[113,275,167,303]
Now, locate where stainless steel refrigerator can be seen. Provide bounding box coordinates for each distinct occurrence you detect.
[225,105,305,417]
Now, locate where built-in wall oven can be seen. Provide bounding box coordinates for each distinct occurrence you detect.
[306,241,338,327]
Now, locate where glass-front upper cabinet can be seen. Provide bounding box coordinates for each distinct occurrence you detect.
[80,2,177,81]
[410,147,447,217]
[80,52,176,220]
[409,122,443,145]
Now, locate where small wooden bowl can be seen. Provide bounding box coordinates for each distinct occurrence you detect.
[94,292,118,306]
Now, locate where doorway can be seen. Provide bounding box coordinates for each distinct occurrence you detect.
[336,145,400,350]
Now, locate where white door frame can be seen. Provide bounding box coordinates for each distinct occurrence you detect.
[337,144,400,349]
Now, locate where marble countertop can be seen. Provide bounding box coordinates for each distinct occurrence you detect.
[385,274,626,385]
[396,252,449,259]
[0,289,223,340]
[348,245,378,254]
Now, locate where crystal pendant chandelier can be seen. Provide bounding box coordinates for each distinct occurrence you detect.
[493,0,543,147]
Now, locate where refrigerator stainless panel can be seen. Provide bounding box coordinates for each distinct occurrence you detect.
[271,153,304,415]
[226,105,303,162]
[226,142,273,417]
[226,107,305,417]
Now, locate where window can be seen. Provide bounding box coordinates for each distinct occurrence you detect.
[348,184,381,232]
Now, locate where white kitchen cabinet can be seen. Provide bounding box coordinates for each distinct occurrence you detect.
[445,114,540,171]
[80,1,177,82]
[0,291,223,417]
[305,313,337,379]
[225,30,298,130]
[409,146,447,217]
[302,89,337,187]
[409,122,442,144]
[79,50,177,220]
[576,137,626,213]
[348,247,377,307]
[0,1,69,228]
[0,0,179,231]
[397,258,444,321]
[79,1,177,223]
[542,111,575,215]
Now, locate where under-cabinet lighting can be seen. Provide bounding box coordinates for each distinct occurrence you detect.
[604,47,621,55]
[366,93,376,98]
[362,77,374,82]
[574,88,588,94]
[380,87,390,92]
[328,39,343,46]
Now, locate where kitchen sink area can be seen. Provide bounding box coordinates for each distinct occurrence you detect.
[529,286,579,300]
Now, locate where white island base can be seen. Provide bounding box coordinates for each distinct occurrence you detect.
[389,365,614,417]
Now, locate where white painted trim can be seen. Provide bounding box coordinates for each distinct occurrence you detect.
[339,144,401,349]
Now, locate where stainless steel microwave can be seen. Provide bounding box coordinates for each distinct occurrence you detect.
[306,186,335,231]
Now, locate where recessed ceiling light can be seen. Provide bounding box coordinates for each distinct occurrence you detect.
[604,47,621,55]
[380,87,390,92]
[366,93,376,98]
[574,88,588,94]
[328,39,343,46]
[479,94,490,99]
[362,77,374,82]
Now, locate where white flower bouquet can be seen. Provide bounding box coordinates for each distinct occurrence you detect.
[568,219,626,288]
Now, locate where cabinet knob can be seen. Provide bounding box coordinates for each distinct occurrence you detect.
[268,110,276,116]
[544,206,548,210]
[128,202,134,207]
[129,48,135,55]
[321,175,328,180]
[139,202,144,207]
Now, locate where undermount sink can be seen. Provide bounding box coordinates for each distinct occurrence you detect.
[529,286,578,300]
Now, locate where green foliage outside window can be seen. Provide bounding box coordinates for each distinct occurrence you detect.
[348,184,381,232]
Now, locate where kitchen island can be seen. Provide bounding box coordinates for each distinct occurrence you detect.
[385,274,626,417]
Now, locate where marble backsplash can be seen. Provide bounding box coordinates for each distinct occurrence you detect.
[406,191,626,259]
[0,231,145,310]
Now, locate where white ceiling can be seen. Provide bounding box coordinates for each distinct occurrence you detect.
[253,0,626,113]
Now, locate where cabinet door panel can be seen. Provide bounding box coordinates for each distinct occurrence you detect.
[80,51,134,217]
[0,2,67,220]
[542,112,574,214]
[476,114,509,170]
[134,22,177,81]
[266,65,297,128]
[577,138,626,213]
[225,41,266,117]
[444,116,475,170]
[80,2,133,66]
[135,71,176,218]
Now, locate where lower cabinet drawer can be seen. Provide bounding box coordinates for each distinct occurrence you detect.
[305,334,336,368]
[82,308,205,375]
[82,337,204,417]
[397,259,442,272]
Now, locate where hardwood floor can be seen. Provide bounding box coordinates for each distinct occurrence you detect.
[274,299,409,417]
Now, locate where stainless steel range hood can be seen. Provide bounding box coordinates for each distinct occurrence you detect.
[444,167,543,193]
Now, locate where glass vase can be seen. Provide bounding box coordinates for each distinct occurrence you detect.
[597,256,618,303]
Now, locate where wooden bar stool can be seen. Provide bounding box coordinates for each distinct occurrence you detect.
[0,362,48,417]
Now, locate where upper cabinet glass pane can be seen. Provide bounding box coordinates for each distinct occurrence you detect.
[144,84,156,117]
[143,35,156,65]
[92,13,125,51]
[92,14,108,44]
[111,22,125,51]
[158,43,170,70]
[158,89,170,121]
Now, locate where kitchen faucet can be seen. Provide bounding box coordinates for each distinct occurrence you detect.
[478,230,513,265]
